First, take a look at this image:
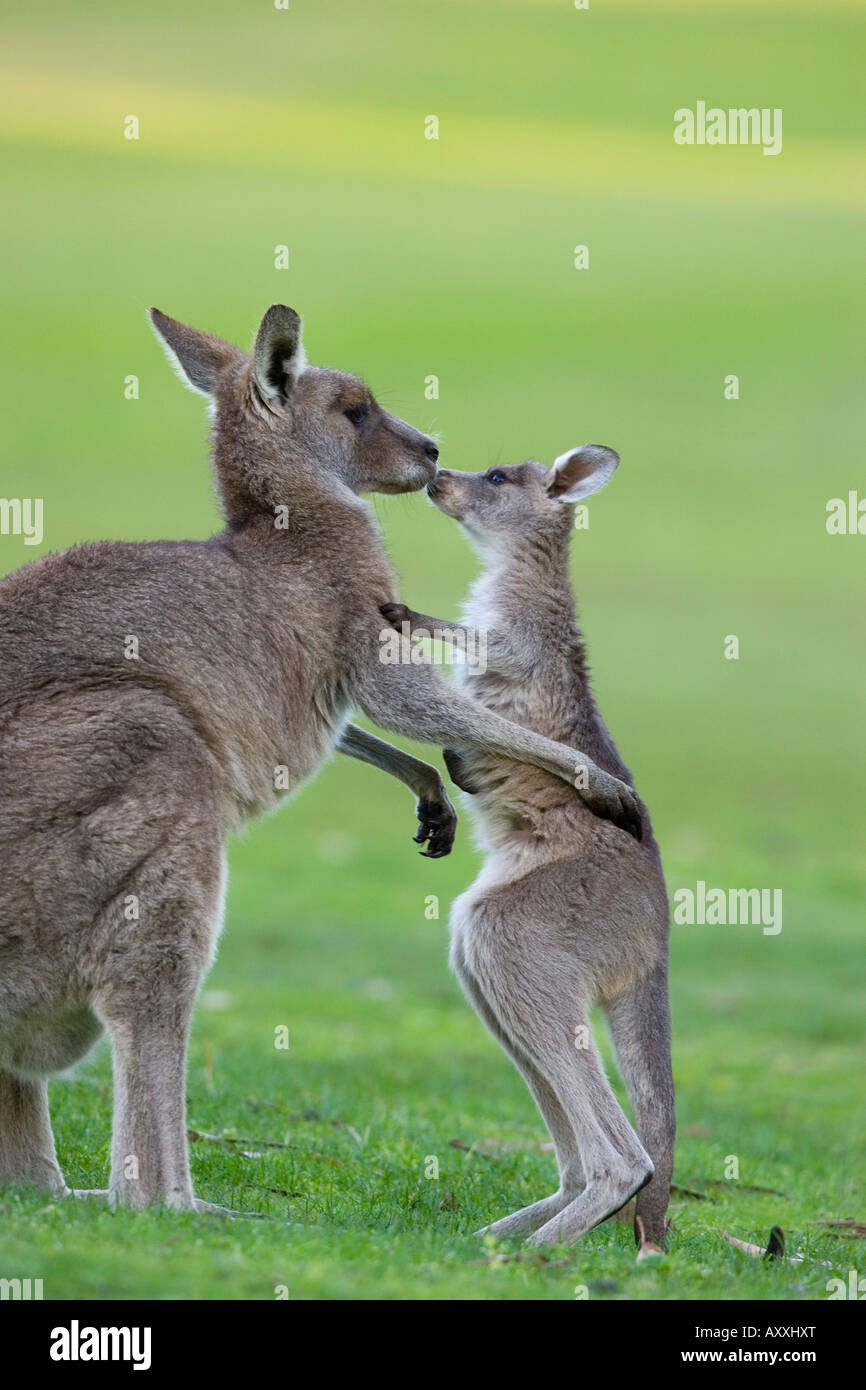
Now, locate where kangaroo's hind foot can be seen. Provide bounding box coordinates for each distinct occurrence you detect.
[475,1186,579,1240]
[525,1162,653,1248]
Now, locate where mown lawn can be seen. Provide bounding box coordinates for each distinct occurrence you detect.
[0,0,863,1299]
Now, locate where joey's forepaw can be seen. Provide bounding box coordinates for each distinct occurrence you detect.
[443,748,480,796]
[579,768,643,841]
[414,790,458,857]
[380,602,410,630]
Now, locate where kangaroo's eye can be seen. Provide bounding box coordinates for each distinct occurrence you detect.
[345,404,369,427]
[488,469,507,485]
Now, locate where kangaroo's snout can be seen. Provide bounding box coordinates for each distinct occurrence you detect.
[427,468,452,495]
[426,468,467,519]
[416,436,439,484]
[392,437,437,491]
[391,436,438,492]
[376,416,440,492]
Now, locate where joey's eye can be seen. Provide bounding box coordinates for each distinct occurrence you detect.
[344,404,369,427]
[488,469,507,485]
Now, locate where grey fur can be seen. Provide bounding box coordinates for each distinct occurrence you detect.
[386,447,675,1253]
[0,310,640,1212]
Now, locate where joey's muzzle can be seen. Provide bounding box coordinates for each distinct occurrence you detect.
[426,470,464,519]
[426,468,453,497]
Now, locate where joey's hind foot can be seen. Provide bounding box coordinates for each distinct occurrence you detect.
[525,1165,653,1247]
[475,1188,577,1240]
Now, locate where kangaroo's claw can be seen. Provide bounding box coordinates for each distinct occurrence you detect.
[414,791,458,857]
[579,768,643,841]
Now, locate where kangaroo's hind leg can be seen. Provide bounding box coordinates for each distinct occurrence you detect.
[518,1035,653,1247]
[459,902,653,1247]
[451,930,585,1239]
[603,965,675,1254]
[0,1072,67,1195]
[89,808,227,1211]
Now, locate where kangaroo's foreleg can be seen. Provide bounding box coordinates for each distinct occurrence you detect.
[356,645,641,839]
[380,603,527,674]
[337,722,457,857]
[380,603,467,640]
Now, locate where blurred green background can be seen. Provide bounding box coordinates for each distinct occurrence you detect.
[0,0,863,1299]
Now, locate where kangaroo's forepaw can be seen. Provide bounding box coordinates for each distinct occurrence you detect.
[414,789,458,857]
[379,602,410,631]
[579,769,643,841]
[443,748,480,796]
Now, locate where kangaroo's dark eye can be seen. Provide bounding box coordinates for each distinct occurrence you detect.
[488,469,507,485]
[345,404,369,427]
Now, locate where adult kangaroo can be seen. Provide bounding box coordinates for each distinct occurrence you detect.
[0,306,640,1213]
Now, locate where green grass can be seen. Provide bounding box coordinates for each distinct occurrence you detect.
[0,0,863,1300]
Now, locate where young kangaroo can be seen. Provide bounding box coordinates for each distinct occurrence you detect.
[0,306,642,1213]
[382,447,674,1255]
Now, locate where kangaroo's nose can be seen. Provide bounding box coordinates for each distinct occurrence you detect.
[423,439,439,464]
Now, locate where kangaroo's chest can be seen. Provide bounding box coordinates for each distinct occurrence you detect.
[462,663,540,727]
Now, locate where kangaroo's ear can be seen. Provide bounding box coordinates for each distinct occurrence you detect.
[149,308,239,397]
[252,304,306,403]
[547,444,619,503]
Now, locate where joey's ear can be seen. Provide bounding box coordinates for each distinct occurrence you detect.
[148,308,239,397]
[547,444,619,503]
[252,304,306,403]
